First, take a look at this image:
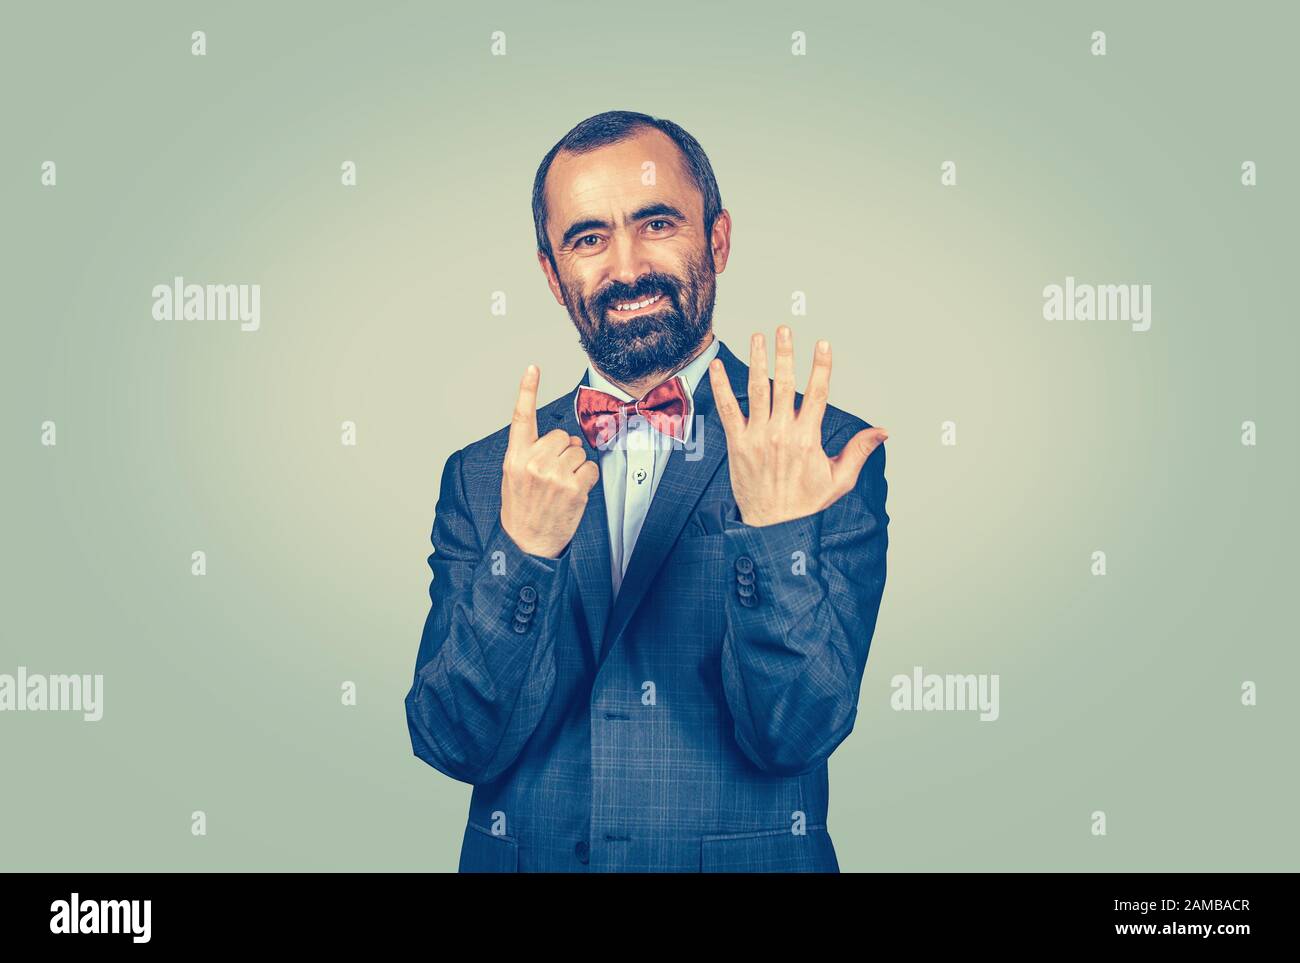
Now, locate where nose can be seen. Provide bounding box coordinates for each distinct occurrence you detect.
[606,230,651,289]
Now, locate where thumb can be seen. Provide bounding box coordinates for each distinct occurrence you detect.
[830,426,888,491]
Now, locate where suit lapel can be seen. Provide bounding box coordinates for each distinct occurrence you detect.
[548,338,752,665]
[549,374,615,665]
[614,339,750,664]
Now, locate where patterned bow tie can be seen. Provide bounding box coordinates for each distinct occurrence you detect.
[575,375,691,449]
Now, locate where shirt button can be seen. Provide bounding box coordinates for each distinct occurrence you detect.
[635,468,647,484]
[574,840,590,863]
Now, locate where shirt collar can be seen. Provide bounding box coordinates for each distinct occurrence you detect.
[583,333,720,402]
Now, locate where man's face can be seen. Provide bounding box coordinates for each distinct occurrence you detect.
[538,127,731,385]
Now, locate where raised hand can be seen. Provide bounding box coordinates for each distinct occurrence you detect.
[499,364,599,558]
[707,326,888,527]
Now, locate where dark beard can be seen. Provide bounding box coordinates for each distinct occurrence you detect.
[562,248,716,384]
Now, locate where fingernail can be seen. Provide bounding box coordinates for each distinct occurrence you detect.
[817,339,829,353]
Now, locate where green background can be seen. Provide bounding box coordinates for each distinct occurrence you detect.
[2,0,1295,870]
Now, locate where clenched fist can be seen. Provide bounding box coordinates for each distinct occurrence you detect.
[500,364,600,558]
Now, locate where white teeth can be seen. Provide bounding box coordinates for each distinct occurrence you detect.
[614,294,662,311]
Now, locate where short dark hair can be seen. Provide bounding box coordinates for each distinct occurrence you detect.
[531,110,723,270]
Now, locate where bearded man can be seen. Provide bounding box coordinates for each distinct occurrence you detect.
[405,110,890,873]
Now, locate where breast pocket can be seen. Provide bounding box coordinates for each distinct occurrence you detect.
[656,531,728,639]
[671,529,726,563]
[666,530,728,595]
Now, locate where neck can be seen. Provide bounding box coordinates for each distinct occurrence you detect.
[593,331,715,398]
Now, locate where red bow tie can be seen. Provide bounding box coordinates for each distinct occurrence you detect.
[575,376,691,449]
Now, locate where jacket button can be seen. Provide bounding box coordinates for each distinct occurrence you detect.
[516,599,536,614]
[512,620,529,634]
[574,840,589,863]
[736,571,755,586]
[734,556,754,574]
[738,593,757,608]
[737,582,755,598]
[519,585,537,603]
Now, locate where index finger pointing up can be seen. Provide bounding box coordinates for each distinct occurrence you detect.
[509,364,540,451]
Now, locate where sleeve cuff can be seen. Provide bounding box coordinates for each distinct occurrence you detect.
[721,508,824,615]
[477,519,572,637]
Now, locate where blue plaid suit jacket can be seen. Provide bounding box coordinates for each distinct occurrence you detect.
[405,338,889,872]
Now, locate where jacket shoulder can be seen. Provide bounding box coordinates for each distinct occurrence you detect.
[818,401,874,445]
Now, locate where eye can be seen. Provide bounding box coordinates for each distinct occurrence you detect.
[576,234,601,247]
[647,219,671,232]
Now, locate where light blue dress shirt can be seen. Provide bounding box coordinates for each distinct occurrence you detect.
[580,334,721,598]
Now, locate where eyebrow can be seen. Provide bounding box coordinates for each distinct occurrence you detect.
[559,203,687,248]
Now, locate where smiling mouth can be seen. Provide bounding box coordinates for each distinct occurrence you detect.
[608,292,667,316]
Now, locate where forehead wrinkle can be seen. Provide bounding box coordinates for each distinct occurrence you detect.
[561,174,654,229]
[549,133,698,235]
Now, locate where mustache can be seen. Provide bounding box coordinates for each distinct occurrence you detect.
[592,275,680,314]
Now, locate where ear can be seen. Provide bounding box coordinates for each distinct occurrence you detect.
[537,250,566,306]
[709,209,733,275]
